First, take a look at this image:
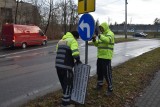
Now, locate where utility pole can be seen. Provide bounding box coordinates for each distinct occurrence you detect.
[125,0,128,39]
[15,0,19,24]
[64,0,67,34]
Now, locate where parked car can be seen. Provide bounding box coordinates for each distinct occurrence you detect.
[1,24,47,49]
[132,32,148,37]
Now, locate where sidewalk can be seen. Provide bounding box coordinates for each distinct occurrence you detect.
[134,70,160,107]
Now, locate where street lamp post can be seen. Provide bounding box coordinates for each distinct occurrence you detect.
[125,0,128,39]
[64,0,67,34]
[15,0,19,24]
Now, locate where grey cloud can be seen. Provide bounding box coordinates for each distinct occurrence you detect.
[95,6,113,16]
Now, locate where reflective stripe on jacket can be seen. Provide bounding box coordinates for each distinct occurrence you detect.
[93,22,115,60]
[55,32,80,69]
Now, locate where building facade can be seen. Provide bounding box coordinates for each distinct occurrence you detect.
[0,0,40,31]
[16,1,41,25]
[0,0,16,30]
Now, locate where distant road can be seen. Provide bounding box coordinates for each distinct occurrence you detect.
[115,34,133,38]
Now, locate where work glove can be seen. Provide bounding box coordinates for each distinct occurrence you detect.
[92,35,96,42]
[74,56,82,65]
[76,60,82,65]
[98,34,101,39]
[95,28,99,36]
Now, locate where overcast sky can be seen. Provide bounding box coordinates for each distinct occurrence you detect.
[75,0,160,25]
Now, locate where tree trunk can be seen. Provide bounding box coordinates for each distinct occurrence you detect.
[15,0,19,24]
[44,0,53,34]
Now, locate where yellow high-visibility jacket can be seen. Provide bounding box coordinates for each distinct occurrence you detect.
[55,32,80,69]
[93,22,115,60]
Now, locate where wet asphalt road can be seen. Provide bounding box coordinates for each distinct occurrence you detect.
[0,38,160,107]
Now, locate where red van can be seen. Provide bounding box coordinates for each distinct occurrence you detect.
[1,24,47,49]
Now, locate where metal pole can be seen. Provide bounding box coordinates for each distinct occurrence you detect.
[125,0,128,39]
[85,41,88,64]
[15,0,19,24]
[64,0,67,33]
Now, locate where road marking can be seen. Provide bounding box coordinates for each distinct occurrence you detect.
[0,45,55,58]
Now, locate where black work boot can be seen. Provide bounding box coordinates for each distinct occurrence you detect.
[105,90,113,96]
[93,85,103,91]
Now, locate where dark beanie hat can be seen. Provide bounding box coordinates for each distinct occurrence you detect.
[71,31,79,39]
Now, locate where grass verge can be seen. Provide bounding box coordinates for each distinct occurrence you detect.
[22,47,160,107]
[146,35,160,39]
[114,38,137,43]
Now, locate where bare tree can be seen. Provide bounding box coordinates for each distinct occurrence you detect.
[49,2,61,39]
[153,18,160,37]
[27,0,45,27]
[23,0,78,39]
[59,0,78,33]
[154,18,160,25]
[37,0,61,39]
[68,0,78,31]
[27,0,42,25]
[44,0,53,34]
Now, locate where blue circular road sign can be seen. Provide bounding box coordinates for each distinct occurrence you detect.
[78,13,95,41]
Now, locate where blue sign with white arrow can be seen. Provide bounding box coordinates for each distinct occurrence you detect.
[78,13,95,41]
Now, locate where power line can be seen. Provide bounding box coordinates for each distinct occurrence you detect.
[108,0,122,4]
[98,0,123,6]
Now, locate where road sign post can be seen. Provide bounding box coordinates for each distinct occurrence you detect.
[85,41,88,64]
[78,0,95,64]
[75,0,96,105]
[78,13,95,64]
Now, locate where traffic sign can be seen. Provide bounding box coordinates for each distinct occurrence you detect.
[78,13,95,41]
[71,63,91,104]
[78,0,95,14]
